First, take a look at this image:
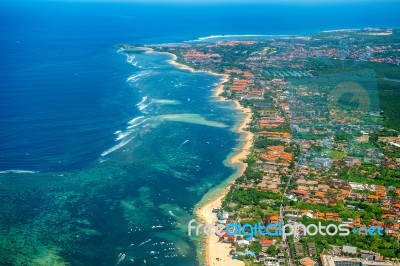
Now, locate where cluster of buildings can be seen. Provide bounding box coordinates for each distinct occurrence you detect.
[260,146,293,166]
[181,50,221,63]
[155,28,400,265]
[321,254,397,266]
[216,42,398,263]
[223,68,267,100]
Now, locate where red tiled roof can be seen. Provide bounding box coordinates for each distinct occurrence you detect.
[291,190,309,196]
[261,239,273,245]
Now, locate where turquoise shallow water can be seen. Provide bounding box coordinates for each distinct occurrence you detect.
[1,1,399,265]
[0,50,240,265]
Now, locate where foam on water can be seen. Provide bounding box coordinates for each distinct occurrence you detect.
[136,96,148,107]
[126,70,152,83]
[138,101,152,111]
[101,136,135,157]
[105,114,152,155]
[126,54,136,64]
[128,116,145,124]
[115,129,138,141]
[118,49,141,68]
[127,118,150,129]
[0,170,39,174]
[135,95,153,111]
[184,34,292,43]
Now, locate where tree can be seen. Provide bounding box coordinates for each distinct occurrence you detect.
[369,133,378,143]
[267,245,277,256]
[249,241,262,254]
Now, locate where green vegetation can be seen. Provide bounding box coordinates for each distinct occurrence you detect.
[249,241,263,253]
[315,60,400,131]
[154,28,400,263]
[338,163,400,187]
[299,218,400,258]
[254,137,286,149]
[330,150,346,159]
[294,201,384,222]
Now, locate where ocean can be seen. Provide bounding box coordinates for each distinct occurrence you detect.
[0,1,399,265]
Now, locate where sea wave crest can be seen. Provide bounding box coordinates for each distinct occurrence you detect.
[0,170,39,174]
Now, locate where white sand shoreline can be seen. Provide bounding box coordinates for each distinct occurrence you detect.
[162,50,253,266]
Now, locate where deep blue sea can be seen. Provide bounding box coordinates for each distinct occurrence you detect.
[0,1,399,265]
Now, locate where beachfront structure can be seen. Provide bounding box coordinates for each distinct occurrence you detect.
[320,255,396,266]
[237,240,250,247]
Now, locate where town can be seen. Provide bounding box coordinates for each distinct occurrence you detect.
[153,28,400,266]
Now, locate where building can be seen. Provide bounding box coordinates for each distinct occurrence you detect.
[320,255,395,266]
[261,239,274,248]
[360,250,382,261]
[300,257,317,266]
[342,246,357,255]
[237,240,249,247]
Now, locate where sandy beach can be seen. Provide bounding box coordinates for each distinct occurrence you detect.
[212,74,230,101]
[167,53,199,72]
[165,51,253,266]
[165,52,225,77]
[196,194,245,266]
[196,100,253,266]
[229,100,254,166]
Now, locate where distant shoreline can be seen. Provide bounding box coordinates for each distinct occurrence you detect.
[160,50,253,266]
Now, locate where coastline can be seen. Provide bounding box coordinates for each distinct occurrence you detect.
[162,51,226,78]
[162,51,253,266]
[196,100,252,266]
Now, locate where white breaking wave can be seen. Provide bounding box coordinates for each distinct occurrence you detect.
[123,53,140,67]
[322,28,361,33]
[127,118,150,129]
[115,129,138,141]
[126,54,136,64]
[99,158,110,163]
[101,136,135,157]
[0,170,39,174]
[126,70,152,83]
[115,117,149,140]
[138,101,152,111]
[128,116,145,124]
[136,96,148,106]
[184,34,292,43]
[103,115,152,156]
[136,96,153,111]
[197,34,269,40]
